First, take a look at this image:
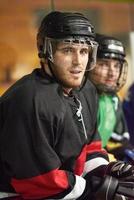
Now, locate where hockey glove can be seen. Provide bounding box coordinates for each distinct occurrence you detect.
[105,161,134,182]
[94,175,133,200]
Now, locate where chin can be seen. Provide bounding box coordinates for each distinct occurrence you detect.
[64,81,82,89]
[70,83,82,88]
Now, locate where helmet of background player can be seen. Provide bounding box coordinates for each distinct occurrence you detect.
[37,11,98,72]
[89,33,128,93]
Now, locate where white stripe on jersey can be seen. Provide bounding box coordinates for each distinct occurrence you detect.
[82,157,109,177]
[63,175,86,200]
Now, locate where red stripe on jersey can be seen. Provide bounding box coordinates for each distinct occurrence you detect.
[86,141,107,155]
[11,169,69,199]
[74,142,107,176]
[74,145,87,175]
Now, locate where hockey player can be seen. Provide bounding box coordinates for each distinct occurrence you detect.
[0,12,133,200]
[89,33,134,162]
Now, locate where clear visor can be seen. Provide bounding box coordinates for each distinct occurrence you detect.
[43,37,98,71]
[89,59,128,93]
[116,60,128,91]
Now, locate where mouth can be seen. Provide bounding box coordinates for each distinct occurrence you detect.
[69,69,83,79]
[70,69,83,74]
[105,79,116,85]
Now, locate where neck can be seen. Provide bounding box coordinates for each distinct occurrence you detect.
[42,62,52,77]
[41,62,73,96]
[63,87,72,96]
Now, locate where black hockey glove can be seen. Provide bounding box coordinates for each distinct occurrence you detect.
[94,175,134,200]
[105,161,134,182]
[82,161,134,200]
[85,161,134,200]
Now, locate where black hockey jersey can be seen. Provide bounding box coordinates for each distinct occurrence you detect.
[0,68,108,199]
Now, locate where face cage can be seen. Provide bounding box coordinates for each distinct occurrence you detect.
[43,37,98,71]
[89,60,128,93]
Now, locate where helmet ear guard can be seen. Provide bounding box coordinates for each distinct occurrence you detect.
[38,52,45,59]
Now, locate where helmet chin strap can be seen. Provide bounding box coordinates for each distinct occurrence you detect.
[47,59,58,82]
[40,56,59,83]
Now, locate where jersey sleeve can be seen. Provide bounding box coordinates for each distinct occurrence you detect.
[83,131,109,178]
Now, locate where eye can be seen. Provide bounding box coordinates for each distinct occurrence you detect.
[98,61,108,68]
[114,62,121,69]
[62,47,73,54]
[80,48,89,55]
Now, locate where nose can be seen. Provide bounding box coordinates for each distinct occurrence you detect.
[72,51,81,65]
[108,63,116,77]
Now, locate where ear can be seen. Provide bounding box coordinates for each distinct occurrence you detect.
[40,58,48,65]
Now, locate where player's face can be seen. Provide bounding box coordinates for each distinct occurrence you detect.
[52,42,90,91]
[91,58,121,88]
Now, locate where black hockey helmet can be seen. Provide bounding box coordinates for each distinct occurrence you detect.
[37,11,95,40]
[89,33,128,93]
[37,11,98,70]
[95,34,126,62]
